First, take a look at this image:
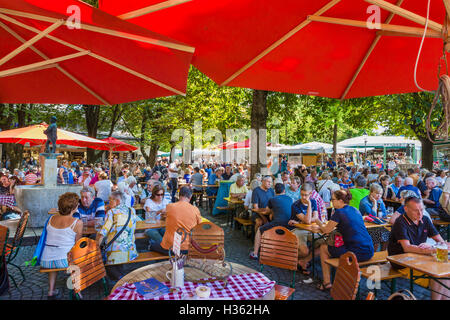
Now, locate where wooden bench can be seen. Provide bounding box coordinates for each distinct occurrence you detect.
[274,284,295,300]
[360,262,403,297]
[325,251,388,269]
[40,251,169,273]
[233,217,254,238]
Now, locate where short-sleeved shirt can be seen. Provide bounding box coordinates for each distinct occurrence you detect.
[426,187,443,209]
[290,198,318,222]
[267,195,293,224]
[190,173,204,190]
[397,185,421,199]
[440,178,450,212]
[285,185,301,202]
[229,182,248,196]
[330,205,374,260]
[251,187,275,209]
[206,174,219,196]
[338,178,354,189]
[160,201,202,251]
[349,188,370,209]
[144,197,170,213]
[168,163,178,179]
[387,214,439,266]
[73,198,106,219]
[359,195,387,218]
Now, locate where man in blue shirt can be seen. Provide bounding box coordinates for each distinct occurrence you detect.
[73,187,106,228]
[397,177,421,199]
[250,183,292,260]
[423,177,443,217]
[390,176,403,198]
[326,158,336,169]
[251,175,275,237]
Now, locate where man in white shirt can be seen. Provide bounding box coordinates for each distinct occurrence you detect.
[168,159,180,202]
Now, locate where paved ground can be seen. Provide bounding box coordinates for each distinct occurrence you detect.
[0,206,436,300]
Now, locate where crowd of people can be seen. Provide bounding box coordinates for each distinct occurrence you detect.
[1,153,450,300]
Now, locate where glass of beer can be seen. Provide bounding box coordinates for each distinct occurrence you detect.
[436,242,449,263]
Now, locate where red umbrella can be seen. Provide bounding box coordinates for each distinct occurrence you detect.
[100,0,449,99]
[0,0,194,105]
[0,123,108,149]
[98,137,138,178]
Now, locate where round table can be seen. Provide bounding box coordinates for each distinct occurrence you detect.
[110,260,275,299]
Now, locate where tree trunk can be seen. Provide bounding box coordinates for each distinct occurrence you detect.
[139,106,150,164]
[108,105,124,137]
[83,105,101,164]
[332,118,338,163]
[418,136,433,170]
[250,89,268,180]
[148,143,159,167]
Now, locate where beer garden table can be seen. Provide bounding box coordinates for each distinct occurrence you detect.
[387,253,450,294]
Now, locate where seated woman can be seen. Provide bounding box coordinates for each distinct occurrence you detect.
[314,189,374,291]
[0,176,22,220]
[143,184,169,244]
[96,191,138,280]
[379,175,396,200]
[359,183,389,251]
[40,192,83,299]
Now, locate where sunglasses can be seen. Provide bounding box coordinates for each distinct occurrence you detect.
[155,193,164,196]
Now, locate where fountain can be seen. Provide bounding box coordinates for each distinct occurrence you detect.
[14,153,82,227]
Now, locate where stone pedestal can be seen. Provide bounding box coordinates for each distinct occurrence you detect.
[14,153,82,227]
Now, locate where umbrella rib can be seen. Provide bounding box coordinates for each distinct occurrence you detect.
[0,20,110,105]
[307,16,441,38]
[0,19,64,68]
[0,13,185,96]
[118,0,193,20]
[0,51,90,78]
[219,0,342,87]
[340,0,404,100]
[365,0,442,33]
[0,8,195,53]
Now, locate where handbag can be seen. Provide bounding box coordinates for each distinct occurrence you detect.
[387,289,416,300]
[325,230,344,247]
[100,208,131,263]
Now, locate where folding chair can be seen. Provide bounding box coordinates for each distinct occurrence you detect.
[5,211,29,287]
[330,251,361,300]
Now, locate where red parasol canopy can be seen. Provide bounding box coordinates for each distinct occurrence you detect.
[100,0,450,99]
[0,0,194,105]
[99,137,138,152]
[0,123,109,149]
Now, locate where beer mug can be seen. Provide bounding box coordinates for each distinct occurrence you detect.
[94,217,104,232]
[166,268,184,288]
[435,242,449,263]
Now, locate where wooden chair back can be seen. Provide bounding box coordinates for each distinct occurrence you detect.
[10,210,29,248]
[0,225,8,264]
[67,237,106,294]
[187,222,225,260]
[330,251,361,300]
[259,226,298,271]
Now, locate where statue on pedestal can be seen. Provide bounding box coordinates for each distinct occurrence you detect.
[43,116,57,154]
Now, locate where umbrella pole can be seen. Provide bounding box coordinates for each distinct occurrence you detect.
[109,148,112,180]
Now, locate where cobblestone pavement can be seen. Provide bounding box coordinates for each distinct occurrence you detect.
[0,206,436,300]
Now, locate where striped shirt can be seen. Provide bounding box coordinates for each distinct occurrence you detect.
[310,190,327,221]
[24,173,38,185]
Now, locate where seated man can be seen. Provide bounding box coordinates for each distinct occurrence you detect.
[397,177,422,199]
[422,177,443,217]
[229,175,248,200]
[250,183,292,260]
[285,176,301,202]
[190,167,204,205]
[251,176,275,234]
[73,187,106,228]
[149,186,202,255]
[388,196,450,300]
[287,183,319,275]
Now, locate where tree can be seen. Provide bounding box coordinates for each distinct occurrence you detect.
[373,92,441,170]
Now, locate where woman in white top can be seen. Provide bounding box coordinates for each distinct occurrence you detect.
[143,184,168,243]
[40,192,83,299]
[436,170,447,188]
[94,172,113,203]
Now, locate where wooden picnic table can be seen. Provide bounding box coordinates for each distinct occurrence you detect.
[83,219,166,235]
[293,220,392,279]
[110,260,275,300]
[387,252,450,294]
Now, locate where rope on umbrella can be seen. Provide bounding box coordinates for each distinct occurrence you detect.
[414,0,432,93]
[426,74,450,143]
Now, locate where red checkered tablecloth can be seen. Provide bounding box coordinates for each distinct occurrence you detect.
[0,195,15,208]
[108,272,275,300]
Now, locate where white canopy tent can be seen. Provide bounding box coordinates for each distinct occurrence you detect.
[279,142,346,154]
[337,135,421,149]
